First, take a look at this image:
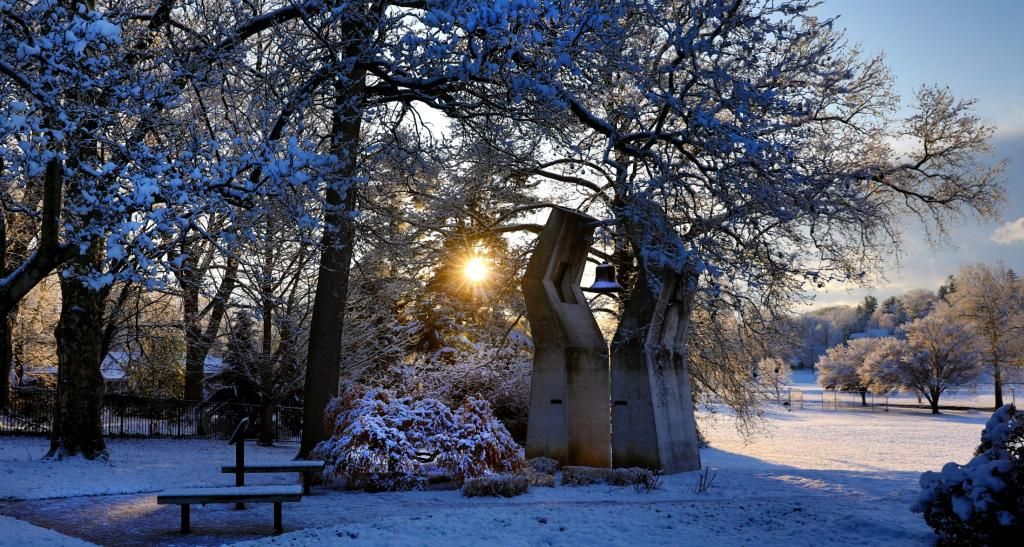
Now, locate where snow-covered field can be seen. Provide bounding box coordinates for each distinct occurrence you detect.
[0,383,992,546]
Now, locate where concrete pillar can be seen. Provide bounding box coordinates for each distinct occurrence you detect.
[610,268,701,473]
[522,208,610,467]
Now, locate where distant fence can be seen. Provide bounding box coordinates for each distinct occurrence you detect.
[783,387,1008,412]
[780,388,889,411]
[0,387,302,442]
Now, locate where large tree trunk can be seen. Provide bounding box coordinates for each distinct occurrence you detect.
[181,281,204,401]
[298,75,365,458]
[0,157,66,408]
[178,256,237,401]
[47,265,110,459]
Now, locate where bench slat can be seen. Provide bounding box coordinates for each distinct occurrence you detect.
[222,461,325,473]
[157,485,303,505]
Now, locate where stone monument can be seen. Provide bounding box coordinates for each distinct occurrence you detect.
[522,207,610,467]
[610,267,702,473]
[522,208,702,473]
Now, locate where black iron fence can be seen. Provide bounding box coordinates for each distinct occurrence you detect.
[1,387,302,442]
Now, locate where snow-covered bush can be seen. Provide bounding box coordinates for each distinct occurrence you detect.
[405,343,532,442]
[461,473,531,498]
[913,404,1024,544]
[440,397,525,480]
[528,457,560,475]
[526,469,556,488]
[313,386,524,491]
[561,466,658,488]
[816,339,877,394]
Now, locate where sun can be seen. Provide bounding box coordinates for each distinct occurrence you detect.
[463,256,489,284]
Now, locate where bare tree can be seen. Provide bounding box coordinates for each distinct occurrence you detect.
[948,262,1024,408]
[902,306,984,414]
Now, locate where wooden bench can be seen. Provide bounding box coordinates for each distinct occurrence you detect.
[222,461,326,494]
[156,485,303,534]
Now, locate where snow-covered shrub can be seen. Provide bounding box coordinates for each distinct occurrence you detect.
[441,397,525,479]
[560,466,658,488]
[528,456,560,475]
[560,466,606,486]
[404,343,532,442]
[605,468,658,487]
[913,404,1024,544]
[461,473,531,497]
[314,386,524,491]
[526,469,556,488]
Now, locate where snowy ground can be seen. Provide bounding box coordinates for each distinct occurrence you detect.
[0,380,993,546]
[0,514,93,546]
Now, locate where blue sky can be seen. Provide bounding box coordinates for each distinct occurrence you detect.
[807,0,1024,308]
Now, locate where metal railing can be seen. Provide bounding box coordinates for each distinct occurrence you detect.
[1,387,302,442]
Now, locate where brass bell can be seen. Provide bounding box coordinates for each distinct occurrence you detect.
[583,262,624,294]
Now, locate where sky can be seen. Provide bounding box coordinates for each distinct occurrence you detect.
[804,0,1024,308]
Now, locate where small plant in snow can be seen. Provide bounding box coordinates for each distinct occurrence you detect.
[526,469,556,488]
[634,468,664,494]
[913,404,1023,544]
[461,473,531,498]
[313,386,523,491]
[560,466,659,489]
[694,467,718,494]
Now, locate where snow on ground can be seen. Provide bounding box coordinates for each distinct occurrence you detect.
[229,405,987,547]
[0,438,299,500]
[0,394,992,546]
[0,515,94,546]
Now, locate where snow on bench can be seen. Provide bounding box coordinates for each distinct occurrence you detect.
[222,460,326,494]
[156,485,303,534]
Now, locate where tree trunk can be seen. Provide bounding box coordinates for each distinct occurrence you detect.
[860,389,867,407]
[258,398,276,446]
[298,76,365,458]
[259,231,275,447]
[0,203,8,409]
[993,358,1003,408]
[929,389,941,415]
[181,281,204,401]
[0,312,11,409]
[47,268,110,459]
[179,256,237,401]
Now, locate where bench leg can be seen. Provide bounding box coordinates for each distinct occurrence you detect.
[273,501,282,534]
[181,504,191,534]
[303,471,312,494]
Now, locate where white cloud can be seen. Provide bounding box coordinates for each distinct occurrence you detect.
[991,217,1024,245]
[993,105,1024,140]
